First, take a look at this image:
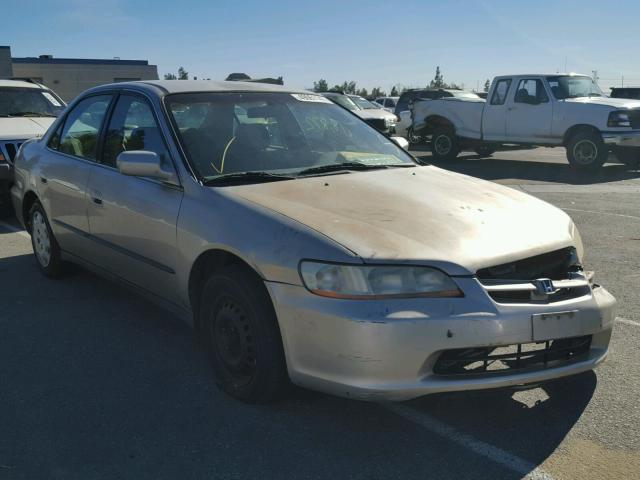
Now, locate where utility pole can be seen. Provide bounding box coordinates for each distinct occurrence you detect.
[622,74,624,87]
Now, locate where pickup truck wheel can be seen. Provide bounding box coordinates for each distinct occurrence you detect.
[474,145,496,158]
[431,128,460,161]
[407,127,423,145]
[566,131,607,171]
[29,201,64,277]
[200,264,288,403]
[615,147,640,169]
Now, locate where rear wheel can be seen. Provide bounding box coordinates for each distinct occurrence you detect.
[430,127,460,161]
[29,201,64,277]
[199,264,288,403]
[566,131,607,171]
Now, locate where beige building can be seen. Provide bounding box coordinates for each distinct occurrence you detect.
[1,46,158,101]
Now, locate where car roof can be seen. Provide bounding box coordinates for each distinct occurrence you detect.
[0,79,44,89]
[87,80,310,96]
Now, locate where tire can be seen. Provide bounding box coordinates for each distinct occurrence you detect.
[566,131,607,171]
[474,145,496,158]
[199,264,288,403]
[407,127,422,146]
[430,127,460,161]
[615,147,640,168]
[28,201,64,277]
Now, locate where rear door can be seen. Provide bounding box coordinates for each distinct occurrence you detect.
[41,94,114,257]
[506,78,553,143]
[85,92,183,300]
[482,78,512,141]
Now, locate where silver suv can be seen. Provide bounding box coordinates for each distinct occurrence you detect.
[12,80,615,403]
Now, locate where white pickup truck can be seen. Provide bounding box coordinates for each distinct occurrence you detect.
[412,73,640,170]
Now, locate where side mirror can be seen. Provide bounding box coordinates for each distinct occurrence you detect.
[116,150,175,182]
[391,136,409,149]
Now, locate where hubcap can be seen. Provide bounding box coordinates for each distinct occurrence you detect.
[573,140,598,165]
[408,128,421,144]
[434,134,452,156]
[210,297,256,385]
[31,211,51,267]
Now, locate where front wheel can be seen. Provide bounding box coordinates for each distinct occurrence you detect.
[566,131,607,171]
[29,201,64,277]
[407,127,423,146]
[430,127,460,161]
[199,265,288,403]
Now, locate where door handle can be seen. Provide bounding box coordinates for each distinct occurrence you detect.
[91,196,103,205]
[40,177,48,184]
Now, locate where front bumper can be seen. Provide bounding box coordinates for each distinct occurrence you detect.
[266,278,615,401]
[602,130,640,147]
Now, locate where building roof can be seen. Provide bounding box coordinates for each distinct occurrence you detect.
[12,57,150,66]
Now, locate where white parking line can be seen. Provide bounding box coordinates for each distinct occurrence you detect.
[0,220,30,239]
[385,403,555,480]
[616,317,640,327]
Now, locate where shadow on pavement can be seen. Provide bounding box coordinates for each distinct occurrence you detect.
[0,252,596,479]
[412,151,640,185]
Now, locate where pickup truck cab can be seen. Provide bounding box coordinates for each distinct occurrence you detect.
[413,73,640,170]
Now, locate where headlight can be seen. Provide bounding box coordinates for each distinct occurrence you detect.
[299,261,463,299]
[608,111,631,127]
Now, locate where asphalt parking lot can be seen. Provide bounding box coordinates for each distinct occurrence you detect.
[1,147,639,480]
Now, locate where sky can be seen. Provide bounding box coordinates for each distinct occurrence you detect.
[4,0,640,93]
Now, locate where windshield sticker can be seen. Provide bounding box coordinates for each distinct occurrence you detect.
[291,93,332,104]
[42,92,62,107]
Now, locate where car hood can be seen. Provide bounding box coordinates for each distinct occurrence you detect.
[228,166,576,276]
[0,117,55,141]
[354,109,396,120]
[564,96,640,109]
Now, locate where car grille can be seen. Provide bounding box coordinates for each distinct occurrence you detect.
[364,118,387,132]
[628,109,640,129]
[433,335,592,376]
[476,247,590,304]
[0,140,25,164]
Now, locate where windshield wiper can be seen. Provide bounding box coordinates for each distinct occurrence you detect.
[297,162,413,177]
[7,112,56,117]
[203,171,295,186]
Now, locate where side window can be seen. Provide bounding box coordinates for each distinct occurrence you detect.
[514,79,549,104]
[57,95,112,160]
[387,99,396,108]
[490,79,512,105]
[102,95,171,169]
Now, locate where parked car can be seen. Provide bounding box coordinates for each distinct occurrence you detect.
[394,89,480,144]
[321,92,398,135]
[374,96,400,112]
[610,87,640,100]
[412,74,640,169]
[12,80,616,403]
[0,79,65,216]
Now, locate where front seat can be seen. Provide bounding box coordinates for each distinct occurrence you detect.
[223,124,271,173]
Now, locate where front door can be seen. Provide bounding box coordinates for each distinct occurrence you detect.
[85,93,183,300]
[482,78,512,141]
[506,78,554,143]
[41,94,113,256]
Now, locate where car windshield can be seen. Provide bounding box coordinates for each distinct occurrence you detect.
[350,96,380,109]
[166,92,415,182]
[0,87,64,117]
[546,76,604,99]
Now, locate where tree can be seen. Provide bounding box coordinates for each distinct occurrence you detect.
[357,87,369,98]
[340,81,357,94]
[390,86,399,96]
[178,67,188,80]
[430,66,445,88]
[313,79,328,92]
[370,87,386,98]
[164,73,177,80]
[483,79,491,92]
